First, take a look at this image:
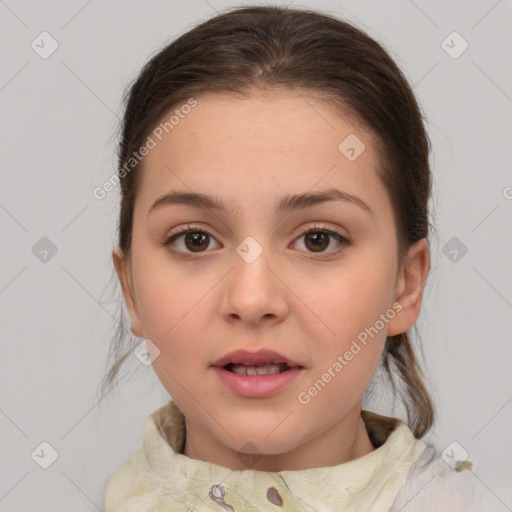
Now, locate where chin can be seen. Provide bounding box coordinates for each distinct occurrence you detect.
[222,425,303,456]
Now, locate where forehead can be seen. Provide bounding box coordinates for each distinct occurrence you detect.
[135,89,385,215]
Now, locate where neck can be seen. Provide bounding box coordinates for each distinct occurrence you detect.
[183,405,375,472]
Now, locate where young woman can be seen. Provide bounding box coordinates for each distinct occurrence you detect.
[102,5,496,511]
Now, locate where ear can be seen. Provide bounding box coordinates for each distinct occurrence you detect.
[387,238,430,336]
[112,247,144,338]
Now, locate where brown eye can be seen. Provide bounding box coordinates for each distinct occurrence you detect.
[184,232,210,252]
[292,227,349,258]
[164,224,348,258]
[304,231,330,252]
[164,228,220,254]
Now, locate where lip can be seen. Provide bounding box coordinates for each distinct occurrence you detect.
[211,349,302,368]
[211,349,304,398]
[212,366,304,397]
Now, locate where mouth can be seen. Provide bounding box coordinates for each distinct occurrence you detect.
[223,362,292,376]
[211,349,304,397]
[211,348,303,372]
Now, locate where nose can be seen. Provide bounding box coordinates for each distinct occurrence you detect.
[220,242,289,327]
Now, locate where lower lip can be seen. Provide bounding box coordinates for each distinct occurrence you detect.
[212,366,304,397]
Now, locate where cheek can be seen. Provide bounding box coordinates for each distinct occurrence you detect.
[308,260,395,341]
[131,247,209,355]
[299,254,396,389]
[300,275,390,414]
[136,270,208,399]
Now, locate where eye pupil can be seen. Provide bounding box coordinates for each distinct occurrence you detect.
[185,232,209,251]
[305,232,329,252]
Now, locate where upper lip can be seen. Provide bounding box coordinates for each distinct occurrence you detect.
[212,349,302,368]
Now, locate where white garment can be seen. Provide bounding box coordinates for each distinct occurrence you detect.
[104,400,507,511]
[389,443,508,511]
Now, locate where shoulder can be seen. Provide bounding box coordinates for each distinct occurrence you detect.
[103,443,158,512]
[104,402,190,512]
[104,444,190,512]
[390,444,510,512]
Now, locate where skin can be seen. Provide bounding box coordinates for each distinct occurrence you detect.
[113,88,429,472]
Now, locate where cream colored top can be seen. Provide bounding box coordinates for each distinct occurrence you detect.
[104,400,502,511]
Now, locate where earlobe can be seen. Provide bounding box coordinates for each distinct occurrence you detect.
[387,238,430,337]
[112,247,144,338]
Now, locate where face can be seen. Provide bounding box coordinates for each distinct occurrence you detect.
[114,89,429,470]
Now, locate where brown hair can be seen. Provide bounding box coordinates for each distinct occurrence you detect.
[98,5,436,438]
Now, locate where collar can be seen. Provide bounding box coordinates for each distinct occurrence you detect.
[106,400,427,511]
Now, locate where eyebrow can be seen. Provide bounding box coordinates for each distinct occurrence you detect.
[148,188,374,218]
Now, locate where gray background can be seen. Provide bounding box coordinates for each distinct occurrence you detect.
[1,0,511,510]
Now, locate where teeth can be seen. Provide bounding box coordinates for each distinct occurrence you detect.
[229,363,288,376]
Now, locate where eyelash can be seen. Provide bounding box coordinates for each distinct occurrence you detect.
[163,223,350,260]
